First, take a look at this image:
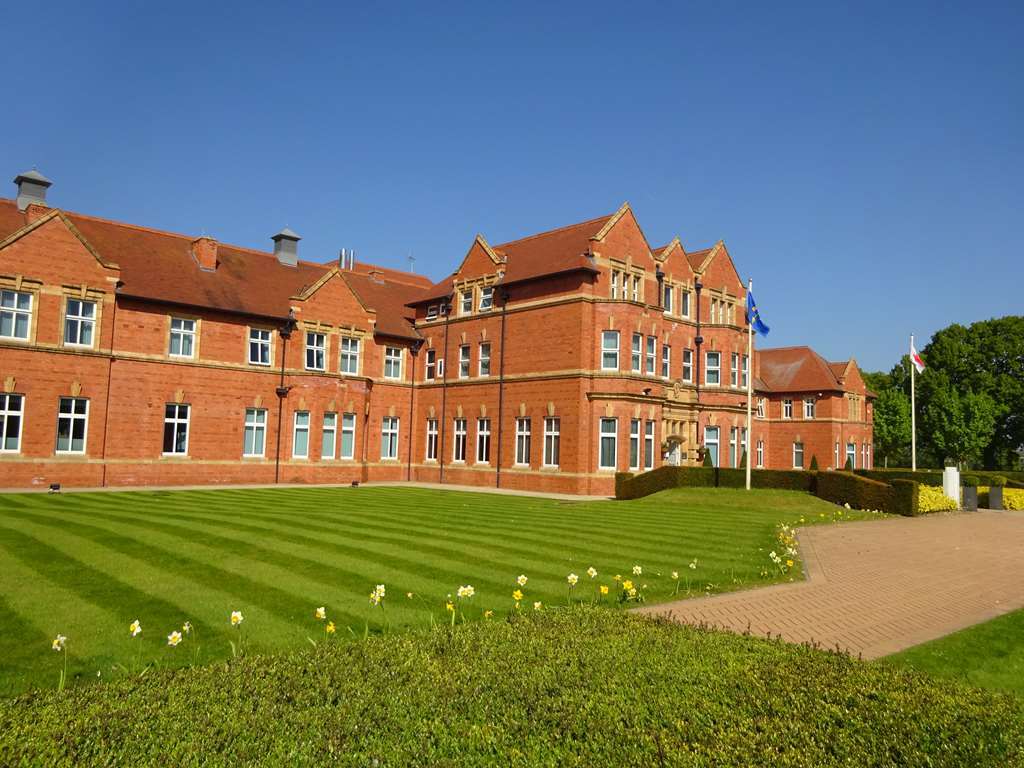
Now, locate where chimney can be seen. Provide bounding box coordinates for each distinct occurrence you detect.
[191,235,218,271]
[272,228,301,267]
[14,169,52,211]
[338,248,356,270]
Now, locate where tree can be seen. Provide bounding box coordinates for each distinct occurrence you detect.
[809,455,819,470]
[919,379,998,468]
[872,388,911,467]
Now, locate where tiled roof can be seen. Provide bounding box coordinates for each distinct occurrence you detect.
[0,198,427,337]
[756,346,846,393]
[686,248,712,272]
[413,213,612,304]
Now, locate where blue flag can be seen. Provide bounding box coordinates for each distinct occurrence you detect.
[747,292,770,335]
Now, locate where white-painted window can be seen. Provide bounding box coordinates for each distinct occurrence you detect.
[601,331,620,371]
[453,418,467,462]
[662,284,673,313]
[0,393,23,452]
[460,290,473,315]
[426,305,439,321]
[661,344,671,378]
[381,416,400,460]
[384,346,403,380]
[644,420,655,470]
[168,317,196,358]
[515,418,531,466]
[0,290,32,340]
[793,442,805,469]
[756,439,764,468]
[756,397,766,418]
[340,337,360,374]
[741,355,749,389]
[425,349,437,380]
[243,408,268,457]
[705,352,721,386]
[631,333,642,372]
[804,397,816,419]
[645,336,656,375]
[629,418,641,471]
[543,417,560,467]
[631,275,641,302]
[64,298,96,347]
[425,418,438,461]
[611,269,620,300]
[783,399,793,419]
[846,442,856,469]
[248,328,272,366]
[476,418,491,463]
[680,288,691,318]
[704,426,720,467]
[479,286,493,312]
[730,353,739,387]
[459,345,471,378]
[163,403,190,455]
[340,413,356,459]
[291,411,310,459]
[321,412,337,460]
[478,342,491,377]
[55,397,89,454]
[599,418,618,470]
[682,349,693,383]
[305,332,326,371]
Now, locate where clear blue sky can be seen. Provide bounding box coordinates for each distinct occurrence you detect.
[3,1,1021,371]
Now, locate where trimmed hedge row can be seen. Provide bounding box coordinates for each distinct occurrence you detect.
[617,467,919,515]
[856,468,1024,489]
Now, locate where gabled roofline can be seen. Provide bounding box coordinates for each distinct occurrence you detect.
[591,202,631,242]
[0,208,120,270]
[653,236,682,263]
[292,265,340,301]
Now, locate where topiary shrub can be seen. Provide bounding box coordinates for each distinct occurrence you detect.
[990,475,1007,487]
[844,457,853,471]
[702,450,714,467]
[810,455,819,471]
[962,475,980,487]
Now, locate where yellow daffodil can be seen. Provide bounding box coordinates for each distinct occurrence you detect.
[512,589,523,602]
[129,619,142,637]
[484,610,494,618]
[567,573,578,586]
[315,606,326,621]
[230,610,244,627]
[587,567,597,579]
[326,621,336,634]
[445,601,454,612]
[786,559,794,568]
[167,631,182,647]
[457,585,475,599]
[599,585,609,595]
[622,579,634,591]
[613,574,622,582]
[52,635,67,652]
[516,574,528,587]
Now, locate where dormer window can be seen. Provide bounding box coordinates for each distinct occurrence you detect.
[479,286,493,311]
[426,305,439,321]
[460,290,473,316]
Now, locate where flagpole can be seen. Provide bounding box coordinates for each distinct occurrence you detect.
[910,333,917,472]
[745,279,754,491]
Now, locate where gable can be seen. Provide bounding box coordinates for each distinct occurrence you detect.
[698,241,744,295]
[594,204,655,270]
[0,211,120,289]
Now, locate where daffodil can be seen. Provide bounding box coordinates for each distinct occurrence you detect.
[632,565,642,576]
[326,621,336,635]
[182,621,192,635]
[167,631,182,647]
[375,584,386,599]
[315,606,326,621]
[445,601,454,612]
[52,635,67,652]
[512,589,523,602]
[533,601,542,611]
[230,610,244,627]
[613,574,622,582]
[567,573,578,586]
[689,559,698,570]
[516,574,528,587]
[457,585,475,599]
[786,559,794,568]
[484,610,494,618]
[599,585,609,595]
[671,571,679,580]
[406,592,414,599]
[129,619,142,637]
[622,579,634,591]
[587,566,597,579]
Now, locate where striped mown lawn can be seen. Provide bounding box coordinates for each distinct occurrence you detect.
[0,485,850,697]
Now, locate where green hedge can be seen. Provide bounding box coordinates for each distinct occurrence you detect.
[816,472,917,516]
[857,468,1024,489]
[616,466,814,499]
[2,610,1021,766]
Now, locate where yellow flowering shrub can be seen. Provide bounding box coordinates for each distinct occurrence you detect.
[1004,488,1024,510]
[917,485,958,513]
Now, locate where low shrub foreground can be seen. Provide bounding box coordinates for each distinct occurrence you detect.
[2,609,1021,767]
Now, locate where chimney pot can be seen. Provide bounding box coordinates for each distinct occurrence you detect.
[14,169,52,211]
[191,235,218,271]
[272,227,301,267]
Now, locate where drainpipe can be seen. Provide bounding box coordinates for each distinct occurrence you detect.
[438,300,452,484]
[99,282,122,488]
[361,378,374,483]
[655,266,664,309]
[694,279,704,460]
[274,311,298,484]
[495,284,510,488]
[406,339,423,481]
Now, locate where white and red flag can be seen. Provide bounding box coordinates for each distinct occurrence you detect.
[910,340,925,374]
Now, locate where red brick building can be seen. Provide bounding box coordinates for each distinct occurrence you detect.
[0,171,872,494]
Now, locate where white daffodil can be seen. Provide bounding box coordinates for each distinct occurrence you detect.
[182,621,193,635]
[587,567,598,579]
[129,619,142,637]
[516,574,528,587]
[632,565,642,576]
[533,601,542,611]
[671,571,679,580]
[689,559,698,570]
[567,573,578,586]
[315,606,326,620]
[52,635,67,652]
[167,631,183,647]
[230,610,244,626]
[457,585,475,599]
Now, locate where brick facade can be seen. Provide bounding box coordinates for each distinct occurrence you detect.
[0,174,872,494]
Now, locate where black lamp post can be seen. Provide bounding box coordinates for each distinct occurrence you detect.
[655,266,665,308]
[274,311,299,484]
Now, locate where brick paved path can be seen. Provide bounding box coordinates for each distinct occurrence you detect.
[635,511,1024,658]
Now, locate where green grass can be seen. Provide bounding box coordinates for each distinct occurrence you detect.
[883,608,1024,697]
[2,610,1021,767]
[0,485,863,697]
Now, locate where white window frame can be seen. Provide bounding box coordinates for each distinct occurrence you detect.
[384,346,403,380]
[381,416,400,460]
[804,397,816,420]
[835,441,840,468]
[705,352,721,386]
[629,418,641,471]
[729,427,738,468]
[459,345,471,379]
[741,355,749,389]
[478,342,491,377]
[340,413,356,460]
[63,298,96,348]
[243,408,268,457]
[645,336,656,375]
[731,353,739,388]
[610,269,620,300]
[340,337,360,375]
[292,410,310,459]
[514,417,531,466]
[55,397,89,455]
[662,284,673,314]
[661,344,671,379]
[680,288,691,318]
[460,290,473,316]
[682,349,693,383]
[248,328,272,367]
[793,442,805,469]
[543,417,560,468]
[305,331,326,372]
[0,393,24,453]
[453,418,467,462]
[599,417,618,471]
[783,399,793,419]
[704,426,720,468]
[478,286,494,312]
[756,397,766,418]
[426,305,439,321]
[476,418,491,464]
[631,333,642,373]
[168,317,196,358]
[601,331,620,371]
[756,439,764,468]
[425,418,439,461]
[0,289,33,341]
[846,442,856,469]
[644,421,655,471]
[425,349,437,380]
[631,275,641,303]
[321,412,337,460]
[162,403,190,456]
